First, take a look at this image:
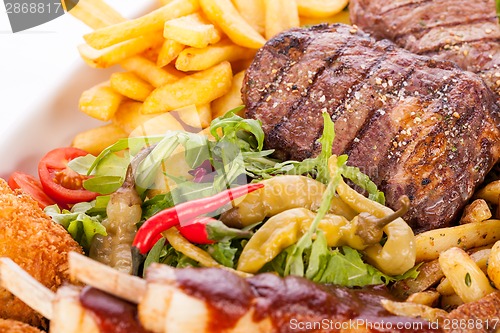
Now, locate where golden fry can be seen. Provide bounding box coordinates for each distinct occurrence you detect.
[84,0,199,49]
[296,0,348,18]
[199,0,266,49]
[175,39,255,71]
[72,124,128,156]
[176,104,212,129]
[120,56,185,87]
[211,70,245,119]
[110,72,154,102]
[299,8,350,26]
[264,0,300,39]
[79,82,123,121]
[232,0,265,35]
[164,13,222,48]
[157,39,185,67]
[69,0,125,29]
[415,219,500,262]
[439,247,495,303]
[142,61,232,114]
[78,32,164,69]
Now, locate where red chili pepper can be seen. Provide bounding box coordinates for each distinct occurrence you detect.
[132,183,264,254]
[147,216,218,246]
[178,216,217,244]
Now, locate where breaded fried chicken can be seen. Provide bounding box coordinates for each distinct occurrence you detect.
[0,179,82,328]
[0,319,42,333]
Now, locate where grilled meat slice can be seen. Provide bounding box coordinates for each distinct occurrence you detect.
[242,24,500,232]
[444,291,500,333]
[349,0,500,98]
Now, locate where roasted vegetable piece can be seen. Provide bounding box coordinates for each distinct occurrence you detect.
[237,198,409,274]
[90,164,142,274]
[220,175,356,228]
[334,167,416,276]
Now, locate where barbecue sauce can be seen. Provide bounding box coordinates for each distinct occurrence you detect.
[79,286,152,333]
[176,268,443,333]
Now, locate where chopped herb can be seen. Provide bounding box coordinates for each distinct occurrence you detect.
[465,272,472,287]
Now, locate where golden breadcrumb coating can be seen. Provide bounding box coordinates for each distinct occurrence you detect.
[0,319,42,333]
[0,179,83,328]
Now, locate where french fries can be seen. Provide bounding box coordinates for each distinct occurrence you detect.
[176,104,212,129]
[83,0,200,49]
[78,33,165,69]
[70,0,125,29]
[163,13,222,48]
[264,0,300,40]
[439,247,495,303]
[175,39,255,71]
[296,0,348,18]
[232,0,265,35]
[110,72,154,102]
[120,56,185,87]
[142,61,232,114]
[71,124,128,155]
[79,82,123,121]
[199,0,266,49]
[415,219,500,262]
[211,70,245,119]
[157,39,185,67]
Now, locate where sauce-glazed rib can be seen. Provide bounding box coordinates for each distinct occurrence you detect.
[242,24,500,232]
[349,0,500,98]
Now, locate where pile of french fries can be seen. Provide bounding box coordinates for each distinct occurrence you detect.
[69,0,350,155]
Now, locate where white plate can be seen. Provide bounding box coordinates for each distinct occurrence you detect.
[0,0,156,178]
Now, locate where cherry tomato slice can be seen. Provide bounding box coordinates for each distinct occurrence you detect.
[8,172,57,209]
[38,147,98,204]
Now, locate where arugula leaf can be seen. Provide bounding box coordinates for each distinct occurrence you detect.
[205,241,238,268]
[45,203,107,252]
[141,193,175,221]
[284,155,348,276]
[143,238,166,276]
[205,220,253,242]
[341,165,386,205]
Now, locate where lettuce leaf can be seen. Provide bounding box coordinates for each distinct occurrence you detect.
[45,201,107,252]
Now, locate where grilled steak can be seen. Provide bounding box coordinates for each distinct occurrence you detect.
[349,0,500,99]
[242,24,500,232]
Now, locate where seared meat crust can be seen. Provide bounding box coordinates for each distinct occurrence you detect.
[0,179,83,328]
[349,0,500,98]
[242,24,500,232]
[445,292,500,333]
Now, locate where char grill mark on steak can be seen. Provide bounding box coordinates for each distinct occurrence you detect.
[244,30,313,124]
[242,24,500,232]
[268,35,388,161]
[349,0,500,98]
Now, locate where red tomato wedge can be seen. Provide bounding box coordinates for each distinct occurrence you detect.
[38,147,98,204]
[8,172,56,209]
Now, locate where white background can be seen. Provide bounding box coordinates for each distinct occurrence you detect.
[0,1,154,176]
